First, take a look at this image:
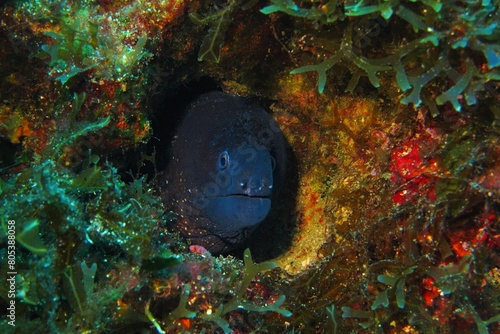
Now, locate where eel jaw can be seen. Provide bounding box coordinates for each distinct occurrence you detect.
[203,195,272,230]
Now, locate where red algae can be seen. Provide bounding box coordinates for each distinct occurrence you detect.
[389,139,440,204]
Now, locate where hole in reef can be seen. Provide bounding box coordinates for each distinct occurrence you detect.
[127,76,298,261]
[0,137,22,174]
[151,76,222,174]
[113,76,221,183]
[234,141,298,262]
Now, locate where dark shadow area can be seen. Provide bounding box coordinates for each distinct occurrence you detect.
[111,77,221,182]
[237,140,299,262]
[149,77,222,173]
[0,138,22,174]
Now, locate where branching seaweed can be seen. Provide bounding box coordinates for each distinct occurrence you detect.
[290,28,391,94]
[0,90,165,331]
[262,0,500,113]
[261,0,345,24]
[39,5,151,84]
[190,0,259,62]
[148,249,291,333]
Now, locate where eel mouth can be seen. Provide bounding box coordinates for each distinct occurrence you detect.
[203,195,272,229]
[217,194,270,199]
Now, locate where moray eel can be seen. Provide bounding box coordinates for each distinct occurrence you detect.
[163,91,286,254]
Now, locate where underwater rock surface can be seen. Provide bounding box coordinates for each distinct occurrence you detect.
[163,91,286,254]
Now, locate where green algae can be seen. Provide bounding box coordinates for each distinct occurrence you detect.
[36,4,151,84]
[261,0,500,113]
[0,91,164,331]
[289,29,391,94]
[190,0,260,63]
[190,7,234,63]
[148,248,291,333]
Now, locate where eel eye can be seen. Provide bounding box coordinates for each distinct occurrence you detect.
[218,150,230,170]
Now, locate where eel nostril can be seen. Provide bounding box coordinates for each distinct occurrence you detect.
[262,178,272,190]
[240,179,248,189]
[240,178,272,194]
